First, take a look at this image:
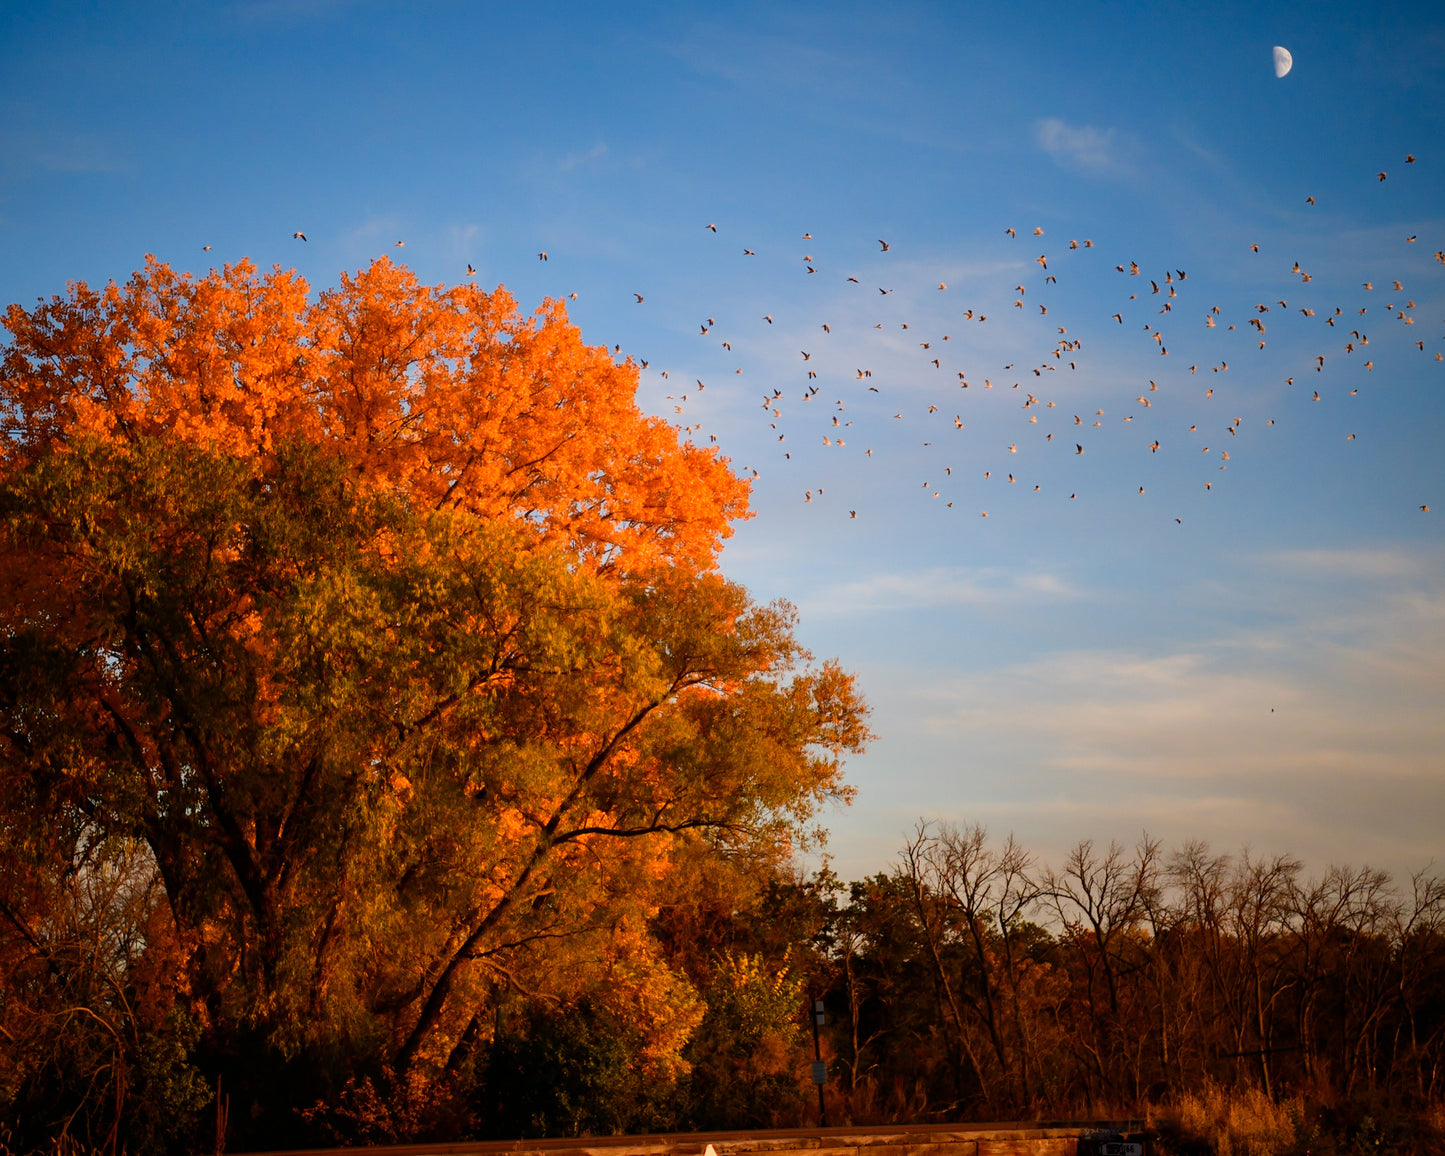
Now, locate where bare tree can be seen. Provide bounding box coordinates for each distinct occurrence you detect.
[1045,837,1158,1104]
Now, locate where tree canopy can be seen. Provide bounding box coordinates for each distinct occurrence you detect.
[0,259,868,1150]
[0,256,748,573]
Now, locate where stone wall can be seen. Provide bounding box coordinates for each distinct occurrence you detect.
[242,1121,1148,1156]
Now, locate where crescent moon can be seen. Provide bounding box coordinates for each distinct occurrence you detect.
[1273,46,1293,78]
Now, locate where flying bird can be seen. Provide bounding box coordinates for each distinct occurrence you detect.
[292,231,307,241]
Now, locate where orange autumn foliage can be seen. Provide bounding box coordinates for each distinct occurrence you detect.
[0,258,870,1148]
[0,255,748,573]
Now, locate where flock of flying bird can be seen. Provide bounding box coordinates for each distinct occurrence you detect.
[614,159,1441,523]
[274,156,1439,524]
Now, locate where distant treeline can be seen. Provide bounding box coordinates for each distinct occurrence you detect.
[3,821,1442,1152]
[812,827,1445,1130]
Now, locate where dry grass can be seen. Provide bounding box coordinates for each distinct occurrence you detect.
[1151,1081,1308,1155]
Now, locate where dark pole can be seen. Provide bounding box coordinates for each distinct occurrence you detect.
[811,996,828,1127]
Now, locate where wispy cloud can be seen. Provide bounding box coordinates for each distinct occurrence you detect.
[331,214,413,266]
[1265,547,1429,581]
[656,22,979,156]
[933,576,1445,779]
[663,24,858,102]
[444,223,484,266]
[558,143,609,172]
[1035,117,1126,175]
[802,565,1080,616]
[0,132,129,176]
[816,546,1445,880]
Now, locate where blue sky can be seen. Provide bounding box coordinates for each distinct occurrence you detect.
[3,0,1442,883]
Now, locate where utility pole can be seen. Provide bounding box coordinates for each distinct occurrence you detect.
[810,996,828,1127]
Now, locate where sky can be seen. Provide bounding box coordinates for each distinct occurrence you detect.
[2,0,1442,888]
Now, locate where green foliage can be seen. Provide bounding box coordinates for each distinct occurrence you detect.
[0,433,867,1149]
[0,263,875,1149]
[674,949,810,1131]
[704,950,805,1048]
[477,1002,667,1138]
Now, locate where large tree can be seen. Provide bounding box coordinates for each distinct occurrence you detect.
[0,259,868,1148]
